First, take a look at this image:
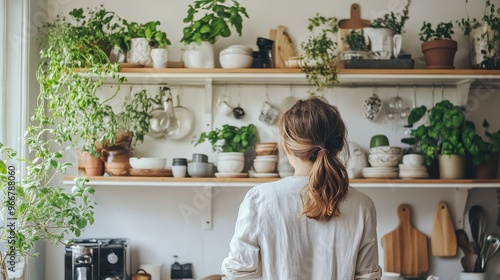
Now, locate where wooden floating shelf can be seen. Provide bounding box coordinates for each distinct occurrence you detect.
[63,176,500,188]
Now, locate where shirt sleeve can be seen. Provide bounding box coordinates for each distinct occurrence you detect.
[355,198,381,280]
[221,189,262,279]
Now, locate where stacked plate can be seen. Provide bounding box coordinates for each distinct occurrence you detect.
[363,146,402,179]
[362,167,399,179]
[399,154,429,179]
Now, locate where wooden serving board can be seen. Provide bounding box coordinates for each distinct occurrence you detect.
[337,4,371,54]
[382,204,429,277]
[269,25,295,69]
[431,201,457,257]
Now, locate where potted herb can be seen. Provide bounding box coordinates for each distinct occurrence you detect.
[419,21,458,69]
[300,14,339,95]
[122,20,171,66]
[180,0,249,68]
[403,100,471,179]
[341,29,368,60]
[193,124,258,173]
[369,0,412,35]
[463,119,500,178]
[457,0,500,69]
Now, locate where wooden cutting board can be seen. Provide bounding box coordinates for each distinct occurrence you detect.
[431,201,457,257]
[269,25,295,69]
[382,204,429,277]
[337,4,371,54]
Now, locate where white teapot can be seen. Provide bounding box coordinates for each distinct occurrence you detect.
[340,142,368,178]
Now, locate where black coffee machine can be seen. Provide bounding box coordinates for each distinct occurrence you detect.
[252,37,274,68]
[64,238,130,280]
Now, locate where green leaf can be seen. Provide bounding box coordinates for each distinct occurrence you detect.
[76,217,88,229]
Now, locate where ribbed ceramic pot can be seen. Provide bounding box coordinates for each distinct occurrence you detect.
[459,272,485,280]
[439,154,465,179]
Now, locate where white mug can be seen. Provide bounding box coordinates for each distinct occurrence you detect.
[216,96,234,116]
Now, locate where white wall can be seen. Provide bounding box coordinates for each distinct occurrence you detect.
[41,0,500,280]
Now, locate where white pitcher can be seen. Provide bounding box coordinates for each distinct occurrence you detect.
[363,27,402,59]
[182,41,215,68]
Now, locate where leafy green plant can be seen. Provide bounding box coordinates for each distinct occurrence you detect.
[122,20,171,50]
[402,100,471,166]
[300,14,339,95]
[181,0,249,45]
[419,21,455,42]
[463,119,500,165]
[344,29,368,51]
[194,124,258,153]
[370,0,412,34]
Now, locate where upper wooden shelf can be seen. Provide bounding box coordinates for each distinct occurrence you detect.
[103,68,500,86]
[63,176,500,188]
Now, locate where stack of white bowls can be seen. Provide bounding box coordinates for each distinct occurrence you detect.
[252,155,279,178]
[399,154,429,179]
[219,45,253,68]
[362,146,402,179]
[215,152,247,178]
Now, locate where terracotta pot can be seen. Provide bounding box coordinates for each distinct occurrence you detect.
[83,152,104,176]
[421,39,458,69]
[474,152,499,179]
[439,154,466,179]
[97,131,134,151]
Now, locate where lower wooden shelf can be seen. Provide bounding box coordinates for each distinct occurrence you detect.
[63,176,500,188]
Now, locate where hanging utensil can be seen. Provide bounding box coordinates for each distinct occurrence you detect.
[456,229,474,272]
[165,88,180,138]
[497,188,500,226]
[168,87,194,141]
[148,87,169,139]
[232,85,245,119]
[469,205,485,255]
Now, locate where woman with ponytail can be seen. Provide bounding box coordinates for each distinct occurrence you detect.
[222,97,381,279]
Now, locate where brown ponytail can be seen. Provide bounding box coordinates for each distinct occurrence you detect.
[279,97,349,222]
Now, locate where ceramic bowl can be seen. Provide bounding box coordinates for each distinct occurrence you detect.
[217,159,245,173]
[219,53,253,68]
[403,154,425,166]
[192,153,208,163]
[381,272,401,280]
[217,152,245,161]
[255,155,278,161]
[368,154,400,167]
[187,162,214,177]
[253,160,277,173]
[370,146,403,155]
[129,157,166,169]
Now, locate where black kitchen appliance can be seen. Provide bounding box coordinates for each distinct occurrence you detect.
[64,238,130,280]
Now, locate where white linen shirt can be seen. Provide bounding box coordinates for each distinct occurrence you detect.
[221,176,381,280]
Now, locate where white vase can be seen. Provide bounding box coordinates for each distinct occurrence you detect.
[469,22,500,68]
[217,152,244,173]
[459,272,485,280]
[439,154,466,179]
[127,38,152,66]
[151,48,168,68]
[182,41,214,68]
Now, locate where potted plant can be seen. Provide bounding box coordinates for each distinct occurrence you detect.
[419,21,458,69]
[457,0,500,69]
[300,14,339,95]
[193,124,258,173]
[463,119,500,178]
[403,100,471,179]
[341,29,368,60]
[180,0,249,68]
[122,20,171,66]
[369,0,412,35]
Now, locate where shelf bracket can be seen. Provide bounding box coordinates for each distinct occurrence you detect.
[204,78,213,131]
[454,188,469,229]
[456,79,473,107]
[202,186,213,231]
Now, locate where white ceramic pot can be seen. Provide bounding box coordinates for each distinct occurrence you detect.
[459,272,485,280]
[344,142,368,178]
[182,41,214,68]
[363,27,402,59]
[151,48,168,68]
[127,38,152,66]
[439,154,466,179]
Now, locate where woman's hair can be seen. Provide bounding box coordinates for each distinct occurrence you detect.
[278,97,349,222]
